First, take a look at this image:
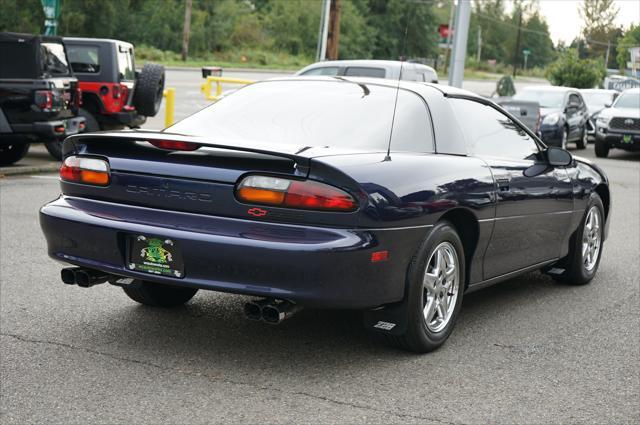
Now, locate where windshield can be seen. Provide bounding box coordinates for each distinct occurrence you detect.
[581,92,615,109]
[613,92,640,109]
[41,42,70,76]
[168,80,433,152]
[513,90,565,108]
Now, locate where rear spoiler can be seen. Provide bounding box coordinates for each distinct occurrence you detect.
[64,131,315,173]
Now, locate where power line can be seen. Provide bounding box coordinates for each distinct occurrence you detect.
[474,10,619,47]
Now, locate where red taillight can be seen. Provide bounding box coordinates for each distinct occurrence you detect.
[149,140,200,151]
[112,84,121,99]
[60,156,110,186]
[35,90,54,111]
[236,175,357,212]
[75,88,83,107]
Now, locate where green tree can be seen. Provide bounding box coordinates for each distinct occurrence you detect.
[546,48,606,88]
[0,0,44,34]
[616,25,640,72]
[468,0,511,62]
[519,11,555,68]
[579,0,620,61]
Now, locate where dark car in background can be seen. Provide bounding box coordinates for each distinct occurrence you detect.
[594,88,640,157]
[513,86,588,149]
[580,89,619,142]
[40,78,610,353]
[0,32,85,165]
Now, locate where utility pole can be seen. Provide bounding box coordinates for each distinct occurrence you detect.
[443,0,455,75]
[448,0,471,88]
[512,9,522,77]
[476,27,482,62]
[326,0,342,60]
[316,0,331,61]
[181,0,192,61]
[605,40,611,69]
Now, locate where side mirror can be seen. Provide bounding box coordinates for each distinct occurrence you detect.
[547,146,573,166]
[604,102,612,108]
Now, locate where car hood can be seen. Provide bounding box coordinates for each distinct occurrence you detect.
[597,107,640,120]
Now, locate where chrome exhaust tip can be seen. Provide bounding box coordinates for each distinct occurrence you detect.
[60,267,79,285]
[262,300,301,324]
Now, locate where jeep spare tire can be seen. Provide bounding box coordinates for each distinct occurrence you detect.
[133,63,165,117]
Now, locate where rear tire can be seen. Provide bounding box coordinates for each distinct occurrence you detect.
[133,63,165,117]
[552,193,604,285]
[595,138,609,158]
[122,281,198,307]
[0,141,30,166]
[380,221,465,353]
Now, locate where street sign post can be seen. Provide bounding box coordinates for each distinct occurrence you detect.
[40,0,60,36]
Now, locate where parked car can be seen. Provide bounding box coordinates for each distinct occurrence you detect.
[0,32,85,166]
[594,88,640,158]
[579,89,619,142]
[40,77,610,353]
[51,37,165,159]
[296,60,438,83]
[512,86,588,149]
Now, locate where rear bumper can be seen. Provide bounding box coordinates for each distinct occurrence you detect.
[5,116,85,139]
[99,110,146,128]
[40,196,427,308]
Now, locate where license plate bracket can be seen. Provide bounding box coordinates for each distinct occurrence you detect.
[127,235,184,278]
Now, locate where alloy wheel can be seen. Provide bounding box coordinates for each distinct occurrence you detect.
[582,206,602,272]
[423,242,460,333]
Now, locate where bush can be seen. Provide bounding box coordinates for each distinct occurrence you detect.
[546,49,606,88]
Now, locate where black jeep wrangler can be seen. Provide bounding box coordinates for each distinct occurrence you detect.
[63,37,165,134]
[0,32,85,165]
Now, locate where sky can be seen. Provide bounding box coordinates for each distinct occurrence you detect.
[506,0,640,45]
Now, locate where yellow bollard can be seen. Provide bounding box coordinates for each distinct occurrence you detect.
[163,88,175,128]
[200,76,255,101]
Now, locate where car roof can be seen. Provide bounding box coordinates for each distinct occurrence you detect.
[298,59,436,72]
[521,85,577,92]
[260,75,475,98]
[579,89,618,94]
[63,37,133,48]
[619,87,640,94]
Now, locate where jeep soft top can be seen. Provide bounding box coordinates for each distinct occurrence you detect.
[0,32,85,165]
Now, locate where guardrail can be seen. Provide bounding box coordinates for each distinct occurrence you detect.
[163,88,175,127]
[200,76,255,101]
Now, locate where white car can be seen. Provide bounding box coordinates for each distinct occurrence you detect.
[296,60,438,83]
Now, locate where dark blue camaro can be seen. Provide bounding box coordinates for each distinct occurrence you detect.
[40,78,610,352]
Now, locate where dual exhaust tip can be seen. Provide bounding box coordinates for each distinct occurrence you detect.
[244,299,301,324]
[61,267,109,288]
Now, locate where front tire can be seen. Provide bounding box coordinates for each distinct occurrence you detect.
[386,222,465,353]
[595,138,609,158]
[122,281,198,307]
[552,193,604,285]
[576,128,587,150]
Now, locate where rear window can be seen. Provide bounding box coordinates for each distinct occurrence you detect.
[41,42,70,76]
[117,45,135,81]
[344,67,386,78]
[168,80,434,153]
[67,45,100,73]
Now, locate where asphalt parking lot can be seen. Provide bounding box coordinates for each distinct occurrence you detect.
[1,139,638,423]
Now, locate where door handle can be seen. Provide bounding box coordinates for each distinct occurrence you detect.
[495,176,511,191]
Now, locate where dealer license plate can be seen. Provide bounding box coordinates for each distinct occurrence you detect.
[128,235,184,278]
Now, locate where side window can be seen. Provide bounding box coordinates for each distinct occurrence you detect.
[67,45,100,73]
[450,99,539,160]
[568,93,581,107]
[400,69,421,81]
[344,67,386,78]
[390,91,434,152]
[301,66,339,76]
